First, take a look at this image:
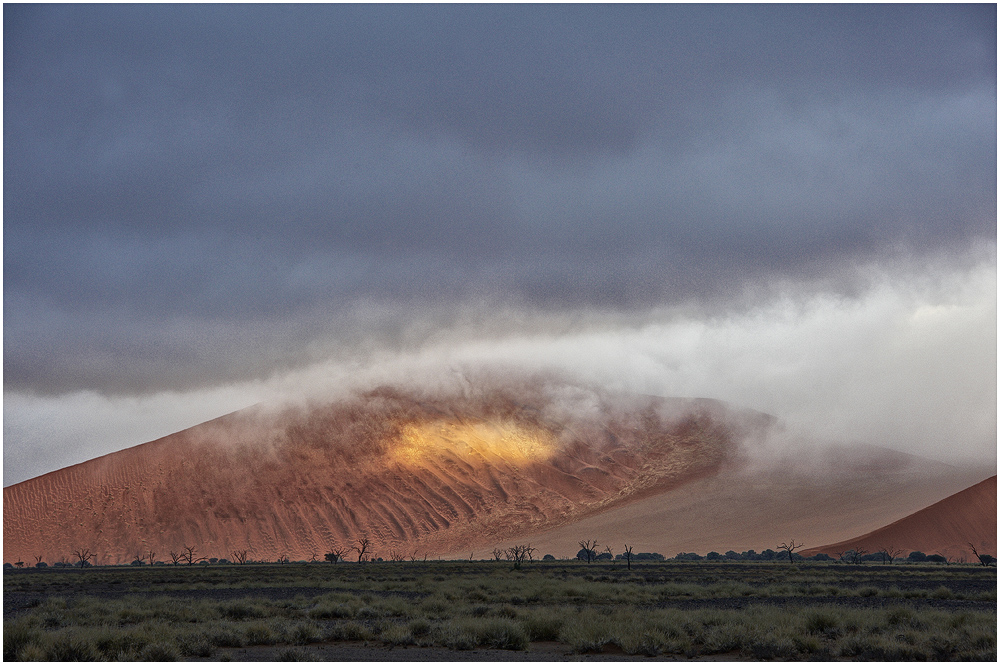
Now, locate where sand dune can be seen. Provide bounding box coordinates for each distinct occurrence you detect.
[6,379,992,566]
[801,475,996,562]
[4,382,766,564]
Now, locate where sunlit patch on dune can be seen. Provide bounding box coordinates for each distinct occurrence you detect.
[391,420,557,466]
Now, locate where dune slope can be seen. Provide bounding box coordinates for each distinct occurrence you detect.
[488,457,990,559]
[801,475,997,562]
[4,383,763,564]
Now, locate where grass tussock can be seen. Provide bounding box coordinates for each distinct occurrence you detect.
[439,617,529,651]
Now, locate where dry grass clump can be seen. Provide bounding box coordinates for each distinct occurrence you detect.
[557,607,694,656]
[322,619,376,642]
[275,646,319,661]
[438,617,529,651]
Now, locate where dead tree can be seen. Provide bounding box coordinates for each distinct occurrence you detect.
[72,548,95,568]
[147,550,157,565]
[623,544,634,570]
[492,548,505,562]
[969,542,992,567]
[879,545,903,565]
[353,536,371,563]
[604,545,615,564]
[180,545,204,566]
[33,555,44,566]
[579,539,598,563]
[231,549,249,565]
[388,549,405,562]
[777,539,804,564]
[505,544,533,569]
[324,546,346,563]
[837,549,862,565]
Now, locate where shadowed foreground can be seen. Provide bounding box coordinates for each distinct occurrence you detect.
[3,560,995,661]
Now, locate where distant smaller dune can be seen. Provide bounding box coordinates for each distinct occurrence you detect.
[802,475,996,562]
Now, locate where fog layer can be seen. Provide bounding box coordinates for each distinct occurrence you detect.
[5,245,994,486]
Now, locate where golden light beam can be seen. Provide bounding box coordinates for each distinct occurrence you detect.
[390,420,556,467]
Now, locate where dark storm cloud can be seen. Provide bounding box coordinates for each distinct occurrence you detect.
[4,3,996,394]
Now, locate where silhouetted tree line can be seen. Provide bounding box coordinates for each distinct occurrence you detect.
[7,543,996,569]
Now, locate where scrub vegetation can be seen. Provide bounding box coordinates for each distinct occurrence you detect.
[4,559,995,661]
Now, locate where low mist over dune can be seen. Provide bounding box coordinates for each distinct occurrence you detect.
[4,379,771,565]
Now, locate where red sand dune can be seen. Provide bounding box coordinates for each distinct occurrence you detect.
[801,475,997,562]
[4,382,766,564]
[5,379,994,566]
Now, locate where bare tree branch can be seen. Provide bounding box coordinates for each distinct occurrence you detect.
[623,544,634,570]
[325,546,348,563]
[878,545,903,565]
[777,539,804,564]
[505,544,534,569]
[180,545,205,566]
[72,548,95,568]
[578,539,597,563]
[352,536,371,563]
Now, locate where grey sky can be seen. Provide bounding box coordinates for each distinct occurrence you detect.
[4,4,996,484]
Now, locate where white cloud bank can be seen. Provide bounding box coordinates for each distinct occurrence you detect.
[4,244,995,485]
